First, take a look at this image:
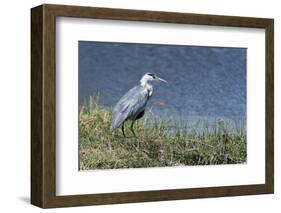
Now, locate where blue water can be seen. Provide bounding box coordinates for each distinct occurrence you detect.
[79,41,246,129]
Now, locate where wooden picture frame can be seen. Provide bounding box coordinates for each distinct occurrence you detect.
[31,4,274,208]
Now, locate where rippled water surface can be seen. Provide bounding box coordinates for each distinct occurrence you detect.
[79,41,246,129]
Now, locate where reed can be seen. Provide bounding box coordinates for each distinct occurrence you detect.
[79,97,246,170]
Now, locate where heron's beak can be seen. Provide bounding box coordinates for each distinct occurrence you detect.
[156,76,168,84]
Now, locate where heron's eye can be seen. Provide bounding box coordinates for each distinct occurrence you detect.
[147,73,156,79]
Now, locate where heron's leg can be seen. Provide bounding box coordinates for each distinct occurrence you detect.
[130,121,136,137]
[121,124,126,137]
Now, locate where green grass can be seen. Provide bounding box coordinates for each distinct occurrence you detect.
[79,96,246,170]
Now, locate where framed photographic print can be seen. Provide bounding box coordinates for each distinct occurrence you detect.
[31,4,274,208]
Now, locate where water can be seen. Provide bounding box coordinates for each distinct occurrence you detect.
[79,41,246,129]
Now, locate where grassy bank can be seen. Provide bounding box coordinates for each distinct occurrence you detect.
[79,97,246,170]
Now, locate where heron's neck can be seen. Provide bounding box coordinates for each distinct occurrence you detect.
[140,78,153,96]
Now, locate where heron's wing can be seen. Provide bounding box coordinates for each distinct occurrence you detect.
[111,86,148,128]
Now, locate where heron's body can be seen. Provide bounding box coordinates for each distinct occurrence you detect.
[111,85,151,129]
[111,73,167,137]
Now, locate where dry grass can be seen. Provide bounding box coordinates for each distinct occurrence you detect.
[79,97,246,170]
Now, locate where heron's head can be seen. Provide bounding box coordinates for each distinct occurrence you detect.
[140,73,168,86]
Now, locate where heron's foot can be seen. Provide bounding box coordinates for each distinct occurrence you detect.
[121,125,127,138]
[131,131,137,138]
[130,122,137,138]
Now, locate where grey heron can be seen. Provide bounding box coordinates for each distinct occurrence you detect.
[111,73,168,137]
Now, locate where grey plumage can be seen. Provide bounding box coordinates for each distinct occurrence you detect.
[111,73,167,137]
[111,85,149,129]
